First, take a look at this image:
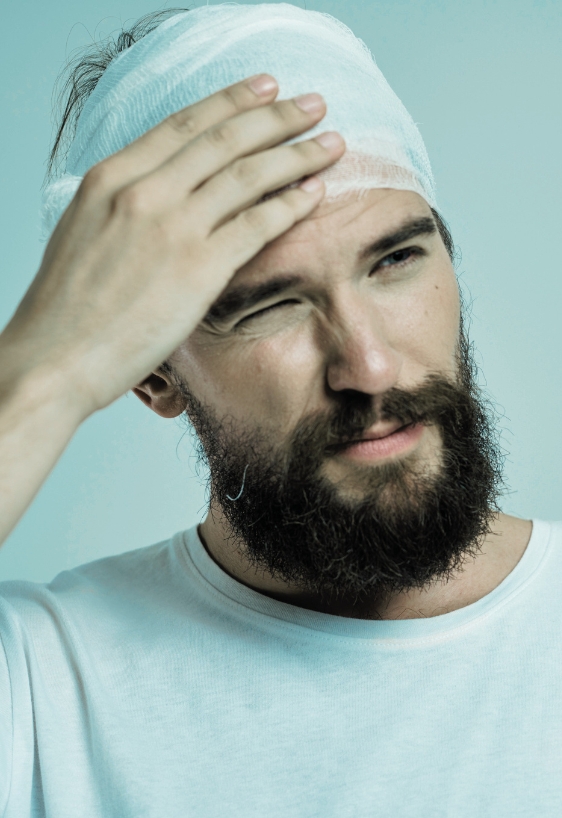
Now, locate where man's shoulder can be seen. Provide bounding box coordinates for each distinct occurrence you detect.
[0,529,192,626]
[0,529,200,715]
[51,533,179,591]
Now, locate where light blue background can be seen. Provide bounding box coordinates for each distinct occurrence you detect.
[1,0,560,582]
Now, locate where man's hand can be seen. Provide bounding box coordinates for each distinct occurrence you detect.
[0,74,345,546]
[3,74,344,417]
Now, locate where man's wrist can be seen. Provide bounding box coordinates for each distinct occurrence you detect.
[0,342,89,434]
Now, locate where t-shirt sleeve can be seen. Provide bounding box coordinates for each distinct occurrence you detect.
[0,598,14,814]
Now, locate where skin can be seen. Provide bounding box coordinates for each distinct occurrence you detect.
[134,187,532,621]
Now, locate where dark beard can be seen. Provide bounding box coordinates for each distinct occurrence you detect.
[176,325,504,608]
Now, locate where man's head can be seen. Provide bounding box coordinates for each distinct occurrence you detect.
[135,188,503,606]
[47,6,503,606]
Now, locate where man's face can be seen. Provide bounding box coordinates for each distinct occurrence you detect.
[177,188,459,471]
[165,188,501,602]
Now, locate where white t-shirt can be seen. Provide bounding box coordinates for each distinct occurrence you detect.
[1,520,561,817]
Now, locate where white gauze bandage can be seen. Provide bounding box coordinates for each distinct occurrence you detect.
[41,2,436,240]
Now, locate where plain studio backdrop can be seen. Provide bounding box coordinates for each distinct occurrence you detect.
[1,0,560,582]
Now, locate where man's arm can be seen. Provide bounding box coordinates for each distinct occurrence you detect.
[0,75,344,548]
[0,360,84,545]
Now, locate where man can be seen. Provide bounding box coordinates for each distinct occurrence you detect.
[0,4,559,816]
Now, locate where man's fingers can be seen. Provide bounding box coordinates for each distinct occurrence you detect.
[211,177,326,272]
[86,74,279,191]
[194,132,344,231]
[121,95,329,213]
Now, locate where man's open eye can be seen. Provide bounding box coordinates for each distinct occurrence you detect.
[236,299,301,326]
[374,246,422,271]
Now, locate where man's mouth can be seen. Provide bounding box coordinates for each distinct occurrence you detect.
[333,421,425,462]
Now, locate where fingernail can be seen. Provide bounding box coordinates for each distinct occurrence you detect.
[294,93,325,113]
[299,176,323,193]
[248,74,278,96]
[315,131,344,150]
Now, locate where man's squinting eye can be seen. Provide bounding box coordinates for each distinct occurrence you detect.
[236,299,301,326]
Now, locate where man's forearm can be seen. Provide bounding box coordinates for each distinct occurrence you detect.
[0,357,83,548]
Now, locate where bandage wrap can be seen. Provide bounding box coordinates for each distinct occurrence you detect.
[41,2,437,240]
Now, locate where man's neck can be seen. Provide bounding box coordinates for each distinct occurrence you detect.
[198,511,532,621]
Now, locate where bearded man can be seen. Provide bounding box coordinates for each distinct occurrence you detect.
[0,4,559,817]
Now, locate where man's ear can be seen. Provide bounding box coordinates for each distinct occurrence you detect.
[133,369,185,418]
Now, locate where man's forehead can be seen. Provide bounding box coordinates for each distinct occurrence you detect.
[204,191,437,325]
[233,189,433,284]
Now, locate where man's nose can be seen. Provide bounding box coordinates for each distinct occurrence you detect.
[324,304,402,397]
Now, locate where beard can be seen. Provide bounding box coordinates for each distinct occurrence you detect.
[175,318,504,609]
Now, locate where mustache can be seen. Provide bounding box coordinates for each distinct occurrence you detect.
[292,374,471,453]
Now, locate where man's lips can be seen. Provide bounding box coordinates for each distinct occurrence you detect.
[353,420,410,441]
[333,422,425,462]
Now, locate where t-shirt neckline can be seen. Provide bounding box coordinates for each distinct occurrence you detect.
[179,519,551,643]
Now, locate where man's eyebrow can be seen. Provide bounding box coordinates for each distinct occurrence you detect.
[357,216,437,261]
[205,275,303,323]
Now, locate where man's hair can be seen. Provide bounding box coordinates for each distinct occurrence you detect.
[47,8,456,261]
[47,9,189,179]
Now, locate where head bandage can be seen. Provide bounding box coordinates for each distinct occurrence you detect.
[41,2,436,240]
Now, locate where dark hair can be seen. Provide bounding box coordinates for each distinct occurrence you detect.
[46,8,456,261]
[431,208,455,262]
[47,8,189,179]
